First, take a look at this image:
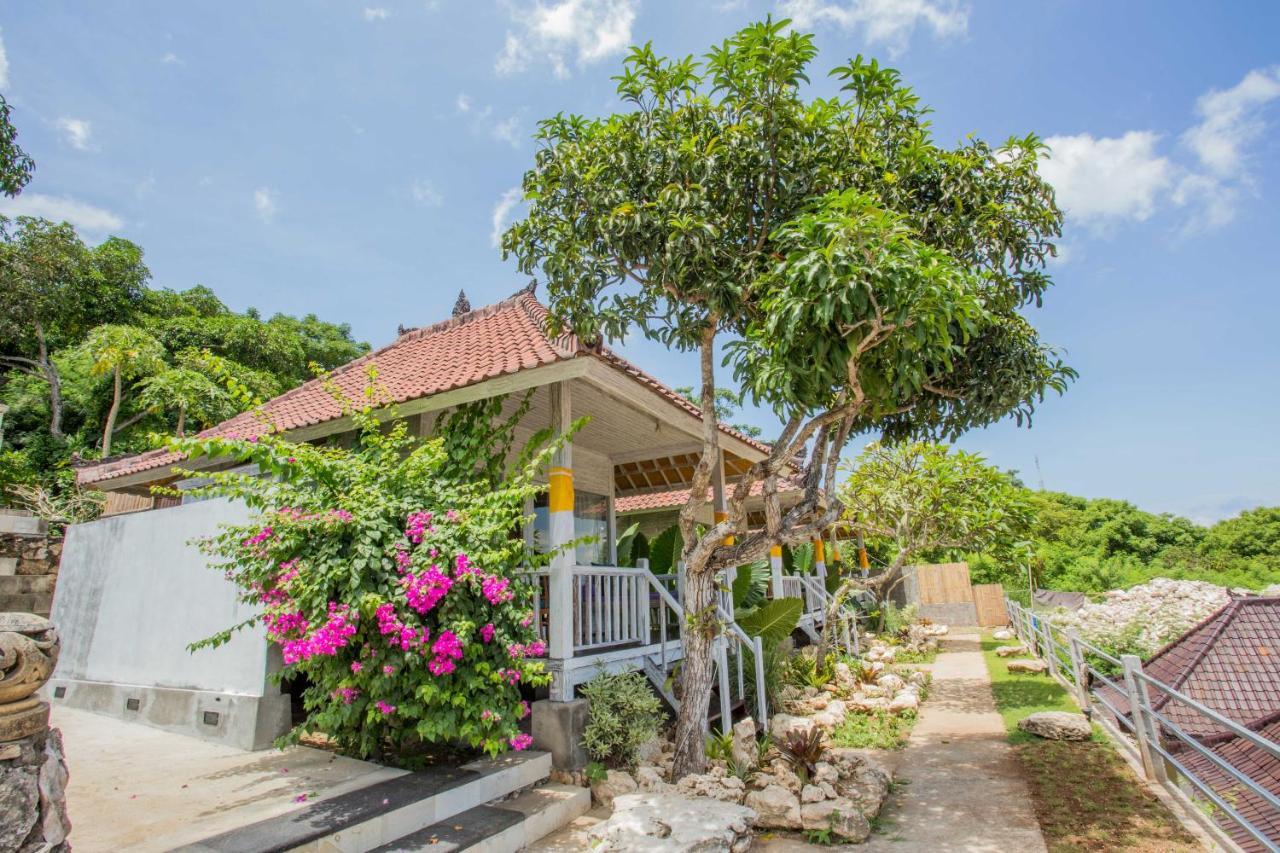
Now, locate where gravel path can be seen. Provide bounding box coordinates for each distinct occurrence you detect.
[860,629,1046,852]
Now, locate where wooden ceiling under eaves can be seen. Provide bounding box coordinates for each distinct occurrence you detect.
[613,451,753,497]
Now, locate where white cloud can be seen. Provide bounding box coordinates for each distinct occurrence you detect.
[492,114,524,147]
[253,188,278,222]
[1043,66,1280,233]
[161,51,180,64]
[0,193,123,233]
[456,93,472,113]
[717,0,747,10]
[0,30,10,90]
[56,117,93,151]
[496,0,637,78]
[1041,131,1173,225]
[363,7,391,20]
[410,178,443,207]
[778,0,968,56]
[490,186,522,247]
[1182,65,1280,178]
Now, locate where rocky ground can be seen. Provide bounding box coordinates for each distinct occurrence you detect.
[1049,577,1231,656]
[585,625,947,850]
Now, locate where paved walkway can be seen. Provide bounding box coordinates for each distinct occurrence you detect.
[861,630,1045,852]
[51,706,405,852]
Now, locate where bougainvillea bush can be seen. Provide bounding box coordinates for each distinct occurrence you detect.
[170,380,563,760]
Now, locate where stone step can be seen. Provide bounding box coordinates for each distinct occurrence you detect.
[0,514,47,535]
[173,750,552,853]
[0,575,55,595]
[368,783,590,853]
[0,592,52,615]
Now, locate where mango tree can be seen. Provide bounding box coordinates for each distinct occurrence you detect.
[503,20,1073,776]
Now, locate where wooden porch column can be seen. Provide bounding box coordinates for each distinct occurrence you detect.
[769,544,784,597]
[712,450,733,545]
[813,537,827,585]
[547,381,575,698]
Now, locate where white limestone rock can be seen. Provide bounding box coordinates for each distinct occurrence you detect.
[745,784,802,829]
[1018,711,1093,741]
[589,792,757,852]
[1007,659,1049,674]
[801,798,872,842]
[731,717,758,772]
[995,644,1028,657]
[992,628,1015,640]
[591,769,637,808]
[770,713,816,741]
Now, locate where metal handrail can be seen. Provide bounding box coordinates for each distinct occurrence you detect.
[1004,596,1280,850]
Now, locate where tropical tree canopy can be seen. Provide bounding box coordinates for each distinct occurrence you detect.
[503,19,1073,775]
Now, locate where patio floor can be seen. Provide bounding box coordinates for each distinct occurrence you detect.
[51,705,406,852]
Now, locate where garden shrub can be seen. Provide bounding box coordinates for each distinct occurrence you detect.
[173,377,563,760]
[580,669,664,767]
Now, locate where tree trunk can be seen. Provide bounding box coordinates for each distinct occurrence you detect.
[671,566,717,778]
[176,406,186,438]
[34,322,65,439]
[102,368,121,457]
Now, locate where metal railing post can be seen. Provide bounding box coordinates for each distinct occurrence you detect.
[717,637,733,736]
[752,635,767,724]
[1067,632,1091,715]
[1122,654,1162,781]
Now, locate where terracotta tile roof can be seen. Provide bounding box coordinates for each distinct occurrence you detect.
[615,478,800,514]
[1179,715,1280,852]
[78,287,771,488]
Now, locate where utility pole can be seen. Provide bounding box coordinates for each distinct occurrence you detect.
[1034,454,1045,491]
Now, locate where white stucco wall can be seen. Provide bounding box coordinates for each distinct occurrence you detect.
[52,497,272,697]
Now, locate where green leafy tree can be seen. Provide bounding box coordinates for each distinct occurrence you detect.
[0,94,34,197]
[503,21,1071,774]
[82,324,164,456]
[839,441,1034,602]
[0,218,149,438]
[675,385,763,439]
[136,363,225,437]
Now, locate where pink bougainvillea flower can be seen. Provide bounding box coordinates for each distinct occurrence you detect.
[402,567,453,613]
[445,509,459,522]
[454,553,477,577]
[518,700,530,720]
[293,793,307,803]
[350,661,363,674]
[481,575,513,605]
[509,733,533,751]
[481,709,501,722]
[404,510,433,544]
[383,665,395,675]
[375,700,397,715]
[480,623,495,643]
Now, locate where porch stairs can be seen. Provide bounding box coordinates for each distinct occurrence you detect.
[174,750,589,853]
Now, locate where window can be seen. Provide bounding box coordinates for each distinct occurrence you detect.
[531,489,610,565]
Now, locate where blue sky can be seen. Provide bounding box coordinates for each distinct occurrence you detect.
[2,1,1278,523]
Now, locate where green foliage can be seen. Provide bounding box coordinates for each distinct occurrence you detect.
[580,670,665,767]
[171,381,554,761]
[647,524,683,574]
[731,560,770,609]
[736,597,803,645]
[783,651,836,690]
[830,710,917,750]
[615,522,642,567]
[841,441,1034,573]
[504,20,1071,435]
[0,95,34,197]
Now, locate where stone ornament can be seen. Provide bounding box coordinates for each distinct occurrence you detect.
[0,613,60,743]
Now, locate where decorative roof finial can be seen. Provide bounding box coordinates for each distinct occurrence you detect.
[452,290,471,317]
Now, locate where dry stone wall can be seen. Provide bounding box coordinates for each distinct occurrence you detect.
[0,512,62,618]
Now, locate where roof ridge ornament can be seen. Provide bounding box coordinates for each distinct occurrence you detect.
[452,290,472,318]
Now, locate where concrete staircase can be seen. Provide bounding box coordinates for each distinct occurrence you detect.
[0,510,58,617]
[173,750,589,853]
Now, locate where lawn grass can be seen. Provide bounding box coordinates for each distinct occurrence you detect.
[980,633,1200,852]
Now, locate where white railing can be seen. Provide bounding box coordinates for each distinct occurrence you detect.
[1005,598,1280,852]
[779,576,826,616]
[572,565,651,652]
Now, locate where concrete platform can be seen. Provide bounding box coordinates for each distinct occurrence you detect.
[52,706,407,852]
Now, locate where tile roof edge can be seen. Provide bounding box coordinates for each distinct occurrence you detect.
[1145,599,1240,710]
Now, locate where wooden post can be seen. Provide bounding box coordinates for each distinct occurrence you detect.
[769,544,784,598]
[1122,654,1165,782]
[547,382,575,699]
[813,537,827,586]
[1067,632,1091,715]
